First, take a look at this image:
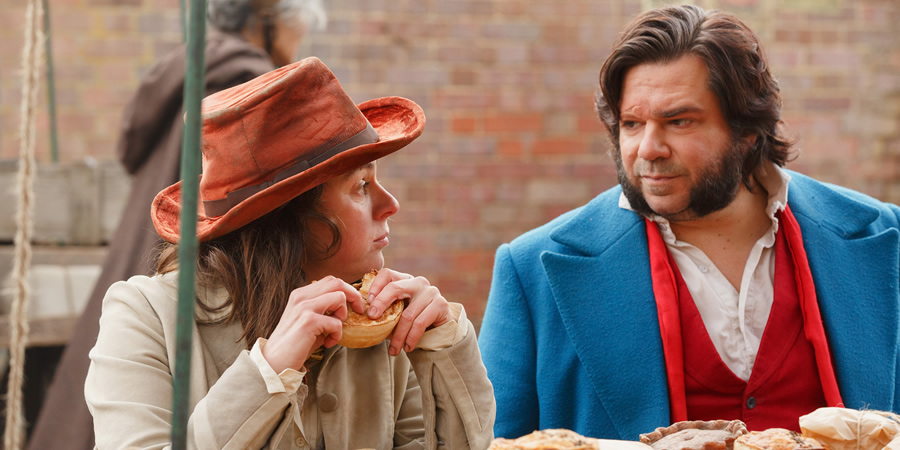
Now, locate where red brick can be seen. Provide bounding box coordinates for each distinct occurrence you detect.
[451,117,477,133]
[484,114,542,133]
[497,140,523,157]
[87,0,140,5]
[532,137,588,155]
[453,250,491,272]
[578,115,605,133]
[451,69,478,86]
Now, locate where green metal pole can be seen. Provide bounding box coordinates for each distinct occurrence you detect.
[180,0,187,43]
[42,0,59,163]
[171,0,206,447]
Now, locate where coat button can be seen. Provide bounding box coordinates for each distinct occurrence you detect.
[319,393,339,412]
[294,437,307,448]
[746,396,757,409]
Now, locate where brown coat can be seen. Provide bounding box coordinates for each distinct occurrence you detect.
[85,272,496,449]
[28,33,275,450]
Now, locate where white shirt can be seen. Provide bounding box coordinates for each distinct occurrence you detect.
[620,163,791,381]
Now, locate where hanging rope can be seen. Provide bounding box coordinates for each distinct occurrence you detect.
[5,0,44,448]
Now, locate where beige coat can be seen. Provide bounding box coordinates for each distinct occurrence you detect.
[85,272,495,449]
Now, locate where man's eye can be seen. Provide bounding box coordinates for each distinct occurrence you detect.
[671,119,693,126]
[621,121,640,129]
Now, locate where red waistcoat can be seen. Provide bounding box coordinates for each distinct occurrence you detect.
[646,207,843,431]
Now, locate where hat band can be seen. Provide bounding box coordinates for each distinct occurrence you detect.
[202,121,379,217]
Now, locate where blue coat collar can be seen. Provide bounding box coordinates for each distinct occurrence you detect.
[541,172,899,437]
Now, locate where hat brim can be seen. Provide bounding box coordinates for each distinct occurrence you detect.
[151,96,425,243]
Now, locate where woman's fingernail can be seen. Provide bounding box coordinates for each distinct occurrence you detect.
[390,345,399,356]
[405,343,413,352]
[368,307,378,318]
[367,293,374,302]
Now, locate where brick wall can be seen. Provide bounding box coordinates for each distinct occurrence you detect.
[0,0,898,328]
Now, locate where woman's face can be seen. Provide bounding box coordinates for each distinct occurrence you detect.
[305,162,399,283]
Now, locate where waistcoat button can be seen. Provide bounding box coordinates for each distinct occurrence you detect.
[746,396,757,409]
[319,392,339,412]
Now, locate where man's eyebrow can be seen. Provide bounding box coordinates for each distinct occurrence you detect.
[658,106,702,118]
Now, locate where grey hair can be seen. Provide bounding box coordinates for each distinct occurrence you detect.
[207,0,327,33]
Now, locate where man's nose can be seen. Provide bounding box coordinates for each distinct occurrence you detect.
[637,123,670,161]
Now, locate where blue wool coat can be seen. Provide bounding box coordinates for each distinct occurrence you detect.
[478,170,900,441]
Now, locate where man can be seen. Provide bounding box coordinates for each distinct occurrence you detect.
[27,1,325,449]
[478,4,900,441]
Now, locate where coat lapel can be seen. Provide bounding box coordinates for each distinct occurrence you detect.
[788,173,900,410]
[542,191,670,439]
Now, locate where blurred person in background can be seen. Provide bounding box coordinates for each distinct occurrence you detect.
[27,1,325,448]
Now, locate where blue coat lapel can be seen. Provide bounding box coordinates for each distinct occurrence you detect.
[788,173,900,410]
[541,190,670,439]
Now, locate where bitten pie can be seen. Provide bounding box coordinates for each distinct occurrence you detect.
[640,419,748,450]
[338,269,404,348]
[733,429,824,450]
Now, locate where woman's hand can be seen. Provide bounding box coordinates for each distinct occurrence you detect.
[261,276,366,373]
[364,268,452,356]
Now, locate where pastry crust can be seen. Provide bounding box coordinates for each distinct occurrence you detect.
[488,429,601,450]
[338,270,404,348]
[640,420,748,450]
[733,429,824,450]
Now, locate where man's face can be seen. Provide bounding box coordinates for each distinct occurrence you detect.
[615,54,746,222]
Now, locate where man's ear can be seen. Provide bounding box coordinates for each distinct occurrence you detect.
[742,133,758,150]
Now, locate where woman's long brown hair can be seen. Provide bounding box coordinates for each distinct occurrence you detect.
[156,185,341,349]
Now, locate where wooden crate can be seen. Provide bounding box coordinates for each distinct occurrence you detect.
[0,159,130,245]
[0,159,128,346]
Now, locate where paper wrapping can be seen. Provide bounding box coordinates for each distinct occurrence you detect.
[799,407,900,449]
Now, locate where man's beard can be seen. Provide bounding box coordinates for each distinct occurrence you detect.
[615,138,747,221]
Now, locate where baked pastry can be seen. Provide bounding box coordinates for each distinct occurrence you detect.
[640,420,748,450]
[733,429,824,450]
[488,429,601,449]
[338,270,404,348]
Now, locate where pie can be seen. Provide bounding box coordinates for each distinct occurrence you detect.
[639,419,748,449]
[338,270,404,348]
[733,429,824,450]
[488,429,602,450]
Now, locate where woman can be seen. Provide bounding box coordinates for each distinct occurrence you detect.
[28,2,325,449]
[84,57,495,449]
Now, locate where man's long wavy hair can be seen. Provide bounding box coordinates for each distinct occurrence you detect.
[595,5,796,187]
[156,185,340,349]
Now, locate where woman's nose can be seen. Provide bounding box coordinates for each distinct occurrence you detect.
[375,182,400,220]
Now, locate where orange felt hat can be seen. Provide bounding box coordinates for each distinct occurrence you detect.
[151,57,425,243]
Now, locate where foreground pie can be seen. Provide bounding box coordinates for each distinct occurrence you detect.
[490,429,654,449]
[733,429,824,450]
[489,429,601,450]
[640,419,748,450]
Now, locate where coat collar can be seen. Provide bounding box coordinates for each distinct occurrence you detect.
[541,172,899,435]
[544,187,670,439]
